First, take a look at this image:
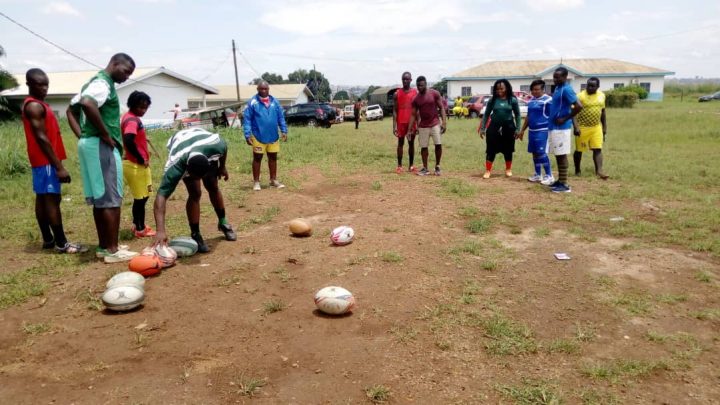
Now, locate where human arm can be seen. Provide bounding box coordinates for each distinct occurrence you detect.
[555,88,582,125]
[512,98,522,130]
[276,102,288,141]
[392,92,399,135]
[601,108,607,141]
[242,104,254,145]
[407,105,418,135]
[66,105,82,139]
[435,91,447,134]
[518,115,529,141]
[153,194,169,246]
[572,117,580,136]
[122,119,146,166]
[479,97,493,136]
[153,166,182,245]
[26,102,70,182]
[218,152,229,181]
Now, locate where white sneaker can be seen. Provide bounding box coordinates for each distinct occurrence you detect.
[253,182,261,191]
[528,174,542,182]
[103,249,139,264]
[270,179,285,189]
[540,175,555,186]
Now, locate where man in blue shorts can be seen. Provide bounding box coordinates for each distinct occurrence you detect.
[518,79,554,185]
[547,67,583,193]
[67,53,139,263]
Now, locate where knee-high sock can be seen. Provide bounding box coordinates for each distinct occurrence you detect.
[533,155,542,175]
[541,154,552,176]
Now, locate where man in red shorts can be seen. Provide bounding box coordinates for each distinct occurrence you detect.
[393,71,418,174]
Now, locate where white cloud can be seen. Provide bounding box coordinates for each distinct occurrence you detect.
[115,15,133,26]
[41,2,82,17]
[594,34,629,42]
[526,0,584,11]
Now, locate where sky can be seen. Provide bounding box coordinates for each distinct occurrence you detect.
[1,0,719,88]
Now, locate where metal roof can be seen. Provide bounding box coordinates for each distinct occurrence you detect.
[187,83,312,102]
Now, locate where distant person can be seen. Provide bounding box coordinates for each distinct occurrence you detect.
[518,79,554,184]
[243,81,288,191]
[172,103,182,120]
[121,91,156,238]
[153,128,236,253]
[67,53,139,263]
[392,71,418,174]
[407,76,447,176]
[573,77,608,179]
[547,67,583,193]
[22,68,86,254]
[453,96,464,118]
[354,98,362,129]
[479,79,522,178]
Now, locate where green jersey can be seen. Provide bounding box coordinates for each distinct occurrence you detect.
[70,70,122,154]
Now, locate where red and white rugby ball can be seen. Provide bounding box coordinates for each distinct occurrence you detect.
[330,226,354,246]
[314,286,356,315]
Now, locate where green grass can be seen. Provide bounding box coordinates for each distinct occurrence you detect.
[481,313,538,356]
[458,206,479,217]
[496,379,563,405]
[262,299,286,314]
[581,359,669,383]
[690,308,720,320]
[611,292,653,315]
[438,178,476,198]
[545,338,581,355]
[0,266,50,309]
[466,218,492,234]
[380,251,403,263]
[365,384,391,403]
[22,321,50,335]
[695,271,712,283]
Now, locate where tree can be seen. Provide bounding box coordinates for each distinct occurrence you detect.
[249,72,284,85]
[333,90,350,101]
[432,79,447,96]
[288,68,331,101]
[0,45,19,116]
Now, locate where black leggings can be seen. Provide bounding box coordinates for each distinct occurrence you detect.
[485,120,516,163]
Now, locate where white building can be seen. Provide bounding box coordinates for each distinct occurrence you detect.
[2,67,218,119]
[187,84,313,109]
[446,58,674,101]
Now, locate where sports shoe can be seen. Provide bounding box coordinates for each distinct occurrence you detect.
[540,175,555,186]
[253,182,261,191]
[505,169,513,177]
[409,166,418,174]
[547,180,561,188]
[597,172,610,180]
[191,232,210,253]
[396,166,403,174]
[55,242,88,254]
[218,223,237,241]
[528,174,542,182]
[417,167,430,176]
[551,182,572,193]
[132,225,157,238]
[103,249,139,264]
[482,171,491,179]
[96,245,130,258]
[269,179,286,189]
[434,166,442,176]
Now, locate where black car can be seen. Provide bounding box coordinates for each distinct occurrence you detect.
[698,91,720,102]
[284,102,337,127]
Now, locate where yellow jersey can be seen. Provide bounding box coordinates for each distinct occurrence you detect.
[576,90,605,128]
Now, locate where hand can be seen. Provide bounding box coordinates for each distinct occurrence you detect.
[603,131,607,142]
[245,137,253,146]
[280,133,287,142]
[479,129,485,139]
[440,123,447,134]
[393,128,398,136]
[153,230,168,247]
[218,166,229,181]
[514,131,522,140]
[555,117,567,125]
[143,160,150,168]
[102,136,117,149]
[56,167,71,183]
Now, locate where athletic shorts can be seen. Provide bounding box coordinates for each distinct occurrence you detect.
[527,129,549,154]
[575,125,603,152]
[123,160,152,199]
[418,124,442,148]
[549,129,572,156]
[396,122,416,138]
[78,137,123,208]
[250,136,280,154]
[32,165,61,194]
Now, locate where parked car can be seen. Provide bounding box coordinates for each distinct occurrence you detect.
[698,91,720,102]
[365,104,384,121]
[465,95,491,118]
[284,102,337,127]
[343,105,355,119]
[480,98,528,117]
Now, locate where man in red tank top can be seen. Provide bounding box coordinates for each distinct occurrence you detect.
[393,71,418,174]
[22,69,86,253]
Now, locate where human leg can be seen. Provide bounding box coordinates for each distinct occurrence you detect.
[573,151,582,175]
[592,149,609,179]
[407,134,416,171]
[184,176,209,253]
[35,195,54,247]
[202,170,237,241]
[396,136,404,169]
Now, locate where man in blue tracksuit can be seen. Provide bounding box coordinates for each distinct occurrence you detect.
[243,81,289,191]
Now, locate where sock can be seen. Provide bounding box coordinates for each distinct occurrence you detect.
[38,220,54,243]
[505,161,512,170]
[190,223,200,235]
[558,158,568,184]
[532,155,542,175]
[485,161,493,171]
[50,224,67,247]
[132,199,146,231]
[215,208,227,225]
[541,154,551,176]
[408,141,414,167]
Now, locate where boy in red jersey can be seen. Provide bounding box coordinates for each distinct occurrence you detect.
[392,72,418,174]
[22,68,86,253]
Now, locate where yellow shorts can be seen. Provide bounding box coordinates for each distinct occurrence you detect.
[122,160,152,199]
[576,125,603,152]
[251,137,280,154]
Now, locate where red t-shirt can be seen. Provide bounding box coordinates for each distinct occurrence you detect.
[395,87,417,124]
[121,112,149,164]
[21,96,66,168]
[411,89,441,128]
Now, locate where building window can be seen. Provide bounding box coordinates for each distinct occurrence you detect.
[461,86,471,97]
[580,84,587,91]
[640,82,651,92]
[614,83,625,89]
[520,85,530,93]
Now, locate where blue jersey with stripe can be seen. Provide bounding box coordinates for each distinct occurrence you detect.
[548,82,577,130]
[527,94,552,132]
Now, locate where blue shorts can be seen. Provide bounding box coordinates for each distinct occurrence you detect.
[32,165,61,194]
[528,129,549,154]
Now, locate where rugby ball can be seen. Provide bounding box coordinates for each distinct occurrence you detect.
[289,218,312,237]
[314,286,356,315]
[330,226,354,246]
[154,245,177,268]
[102,284,145,312]
[168,236,198,257]
[128,255,162,277]
[106,271,145,290]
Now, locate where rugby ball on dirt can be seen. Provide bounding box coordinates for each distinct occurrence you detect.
[314,286,356,315]
[106,271,145,290]
[330,226,354,246]
[168,237,198,257]
[102,284,145,312]
[128,255,162,277]
[154,245,177,268]
[289,218,312,237]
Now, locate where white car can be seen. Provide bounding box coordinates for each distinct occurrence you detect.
[343,105,355,120]
[480,99,528,117]
[365,104,384,121]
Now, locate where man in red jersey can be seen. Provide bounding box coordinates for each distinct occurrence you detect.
[407,76,447,176]
[392,71,418,174]
[22,68,86,253]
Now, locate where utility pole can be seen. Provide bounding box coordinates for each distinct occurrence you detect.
[232,39,240,102]
[313,63,318,101]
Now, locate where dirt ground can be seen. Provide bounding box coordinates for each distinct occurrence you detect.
[1,167,718,404]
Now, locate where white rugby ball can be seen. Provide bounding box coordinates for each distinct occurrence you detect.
[106,271,145,290]
[102,285,145,312]
[330,226,354,246]
[314,286,356,315]
[154,245,177,268]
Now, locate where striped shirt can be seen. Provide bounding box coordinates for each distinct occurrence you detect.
[158,128,227,197]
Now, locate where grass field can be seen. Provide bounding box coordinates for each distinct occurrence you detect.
[0,98,718,403]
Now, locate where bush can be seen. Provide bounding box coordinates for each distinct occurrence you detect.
[605,91,639,108]
[622,84,649,100]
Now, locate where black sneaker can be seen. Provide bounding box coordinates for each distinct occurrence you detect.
[218,223,237,241]
[191,232,210,253]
